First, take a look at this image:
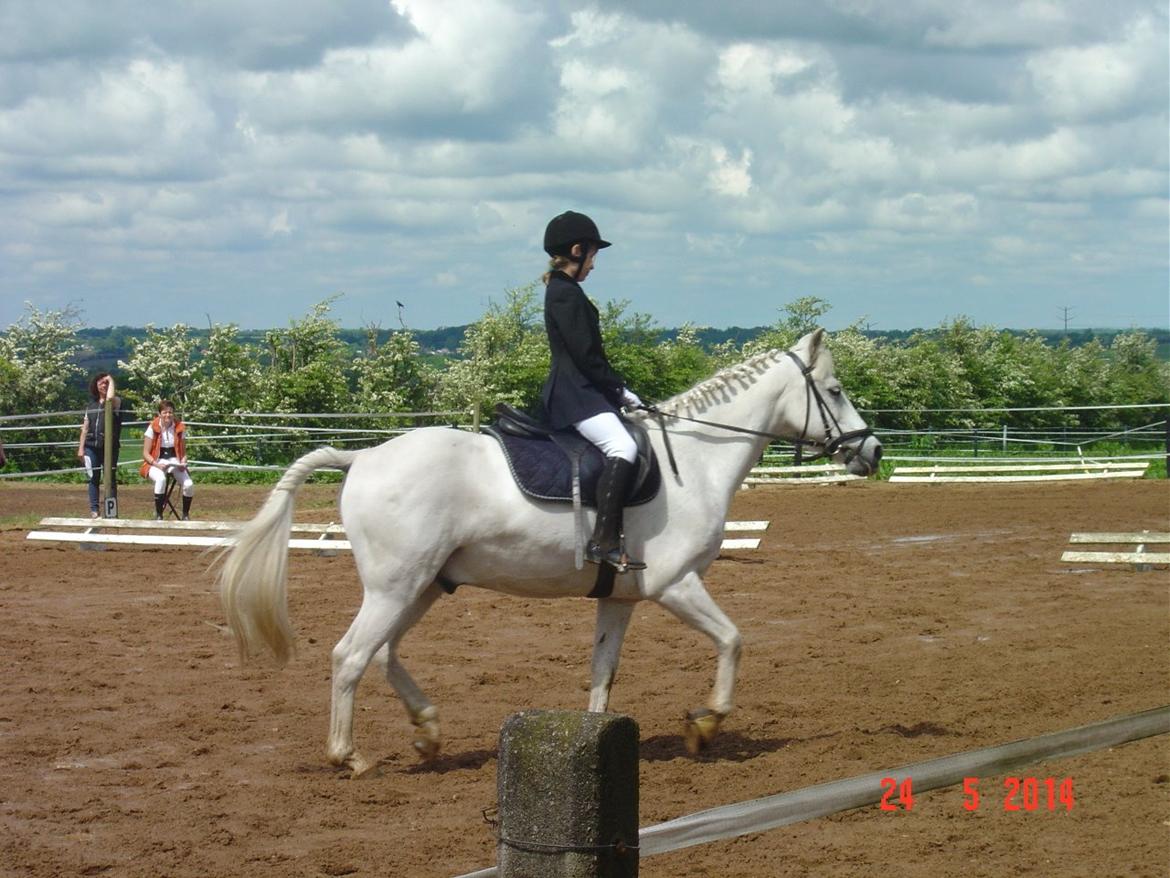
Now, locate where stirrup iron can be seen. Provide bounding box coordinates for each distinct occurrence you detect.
[584,535,646,574]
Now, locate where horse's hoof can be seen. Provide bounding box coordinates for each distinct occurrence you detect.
[412,736,441,760]
[347,753,379,778]
[411,708,441,760]
[684,708,723,755]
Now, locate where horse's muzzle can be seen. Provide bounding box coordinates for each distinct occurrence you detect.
[844,435,883,476]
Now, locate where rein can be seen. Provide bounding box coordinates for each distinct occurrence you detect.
[643,350,873,477]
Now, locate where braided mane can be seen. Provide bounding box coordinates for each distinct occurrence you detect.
[635,348,787,418]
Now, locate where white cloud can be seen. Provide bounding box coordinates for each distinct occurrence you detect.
[552,58,647,154]
[707,146,753,198]
[871,192,980,234]
[715,42,815,94]
[923,0,1075,49]
[0,1,1165,331]
[0,57,218,174]
[1027,16,1166,122]
[684,232,745,256]
[549,8,624,49]
[267,209,293,237]
[546,13,713,164]
[238,0,544,134]
[31,259,68,275]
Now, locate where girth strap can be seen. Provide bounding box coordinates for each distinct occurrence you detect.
[588,564,616,599]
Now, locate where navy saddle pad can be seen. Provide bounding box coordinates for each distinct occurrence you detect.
[482,404,660,508]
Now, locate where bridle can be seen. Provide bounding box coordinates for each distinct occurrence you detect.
[782,350,875,460]
[643,350,874,476]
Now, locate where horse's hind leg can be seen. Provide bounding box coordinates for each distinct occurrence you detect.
[371,583,444,759]
[657,571,742,754]
[328,587,429,774]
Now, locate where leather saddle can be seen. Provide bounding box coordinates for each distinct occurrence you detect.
[482,403,660,508]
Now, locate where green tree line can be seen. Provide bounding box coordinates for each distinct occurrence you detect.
[2,293,1166,473]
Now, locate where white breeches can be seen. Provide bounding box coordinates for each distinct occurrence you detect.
[148,464,194,496]
[574,411,637,463]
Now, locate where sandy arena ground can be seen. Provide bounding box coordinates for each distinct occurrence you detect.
[0,478,1167,877]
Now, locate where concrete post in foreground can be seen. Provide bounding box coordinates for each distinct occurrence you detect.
[497,709,639,878]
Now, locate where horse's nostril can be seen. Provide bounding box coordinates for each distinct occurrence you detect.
[874,444,883,462]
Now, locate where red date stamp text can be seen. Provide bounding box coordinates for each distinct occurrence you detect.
[878,776,1075,812]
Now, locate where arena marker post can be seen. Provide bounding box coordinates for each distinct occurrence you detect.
[497,709,639,877]
[102,396,117,519]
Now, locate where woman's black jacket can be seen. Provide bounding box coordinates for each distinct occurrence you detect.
[540,271,626,429]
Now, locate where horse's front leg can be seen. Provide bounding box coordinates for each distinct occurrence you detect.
[657,571,742,754]
[588,599,635,712]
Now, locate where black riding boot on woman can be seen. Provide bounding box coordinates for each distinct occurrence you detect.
[585,457,646,573]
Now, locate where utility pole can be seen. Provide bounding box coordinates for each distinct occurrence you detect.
[1059,306,1074,335]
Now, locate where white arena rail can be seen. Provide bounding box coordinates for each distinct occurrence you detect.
[26,517,349,552]
[742,463,863,487]
[27,517,768,553]
[889,460,1149,483]
[1061,532,1170,567]
[720,520,768,550]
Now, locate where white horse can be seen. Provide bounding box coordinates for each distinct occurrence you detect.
[219,329,882,773]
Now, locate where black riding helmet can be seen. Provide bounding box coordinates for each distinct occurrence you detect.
[543,211,612,257]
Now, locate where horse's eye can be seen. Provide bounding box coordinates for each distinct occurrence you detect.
[828,385,842,397]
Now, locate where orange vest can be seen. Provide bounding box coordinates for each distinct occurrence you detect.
[139,417,186,478]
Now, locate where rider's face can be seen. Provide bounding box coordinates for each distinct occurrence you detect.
[159,408,175,428]
[574,244,598,282]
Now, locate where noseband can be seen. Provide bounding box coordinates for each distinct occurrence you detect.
[643,350,873,474]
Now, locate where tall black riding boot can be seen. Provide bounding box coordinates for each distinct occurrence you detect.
[181,494,192,521]
[585,457,646,573]
[153,493,165,520]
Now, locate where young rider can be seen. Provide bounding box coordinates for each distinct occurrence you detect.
[540,210,646,573]
[141,400,195,520]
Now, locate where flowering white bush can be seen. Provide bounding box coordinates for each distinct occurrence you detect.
[354,329,438,414]
[0,303,83,414]
[189,324,263,419]
[117,323,199,412]
[258,299,351,417]
[438,284,550,414]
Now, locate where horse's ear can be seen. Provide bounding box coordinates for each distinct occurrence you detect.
[804,327,826,363]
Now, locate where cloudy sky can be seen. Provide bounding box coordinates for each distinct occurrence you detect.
[1,0,1166,333]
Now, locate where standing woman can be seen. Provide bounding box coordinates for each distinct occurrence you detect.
[141,400,195,520]
[540,210,646,573]
[77,372,127,518]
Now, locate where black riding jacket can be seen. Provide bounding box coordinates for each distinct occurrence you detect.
[540,271,626,429]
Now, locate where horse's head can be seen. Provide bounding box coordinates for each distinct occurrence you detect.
[783,329,883,476]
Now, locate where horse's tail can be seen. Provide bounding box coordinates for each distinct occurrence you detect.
[219,446,359,666]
